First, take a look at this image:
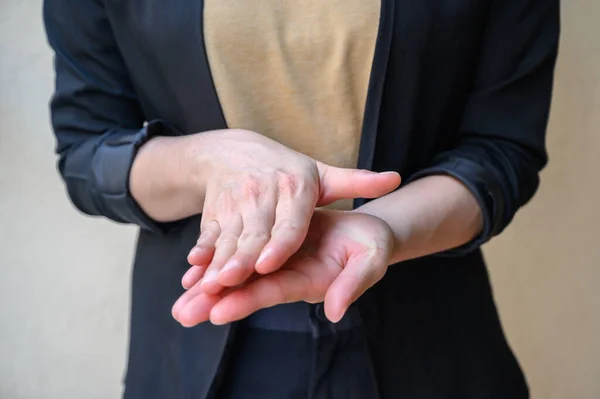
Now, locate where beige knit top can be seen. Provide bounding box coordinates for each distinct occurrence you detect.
[204,0,380,209]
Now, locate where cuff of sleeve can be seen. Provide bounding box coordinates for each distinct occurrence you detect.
[406,156,505,256]
[92,119,188,234]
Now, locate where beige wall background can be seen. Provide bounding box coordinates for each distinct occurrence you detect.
[0,1,598,398]
[484,2,600,398]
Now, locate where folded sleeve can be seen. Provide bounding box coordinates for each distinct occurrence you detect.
[43,0,182,233]
[408,0,560,255]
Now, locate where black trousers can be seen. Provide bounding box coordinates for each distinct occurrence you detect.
[216,324,380,399]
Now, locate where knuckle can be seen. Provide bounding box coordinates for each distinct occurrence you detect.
[216,188,237,213]
[196,235,211,246]
[273,219,303,237]
[242,176,265,202]
[276,172,300,195]
[200,220,220,234]
[217,230,239,245]
[197,221,220,245]
[338,168,359,196]
[317,163,330,182]
[239,229,270,243]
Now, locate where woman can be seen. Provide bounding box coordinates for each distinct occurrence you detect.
[44,0,559,398]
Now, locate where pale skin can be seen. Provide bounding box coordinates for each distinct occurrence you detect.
[131,128,400,285]
[172,174,483,326]
[130,129,482,327]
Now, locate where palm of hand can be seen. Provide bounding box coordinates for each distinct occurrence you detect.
[172,210,394,326]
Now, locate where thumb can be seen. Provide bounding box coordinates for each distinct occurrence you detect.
[323,253,388,323]
[316,163,401,206]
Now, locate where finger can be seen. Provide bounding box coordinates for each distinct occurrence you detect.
[182,266,206,290]
[323,253,388,323]
[316,163,401,206]
[188,220,220,266]
[217,207,274,288]
[177,274,263,327]
[184,219,220,289]
[201,214,243,294]
[253,198,312,275]
[209,266,318,325]
[175,291,221,327]
[172,277,211,320]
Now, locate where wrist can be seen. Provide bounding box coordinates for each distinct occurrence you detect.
[181,133,214,206]
[353,175,485,264]
[130,134,206,220]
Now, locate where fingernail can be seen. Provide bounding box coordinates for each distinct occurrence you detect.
[172,301,182,320]
[202,269,217,285]
[221,260,239,274]
[211,317,227,326]
[188,247,202,258]
[332,306,348,324]
[210,309,227,326]
[256,249,271,266]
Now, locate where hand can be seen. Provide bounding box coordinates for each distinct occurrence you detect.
[184,129,400,295]
[172,209,395,327]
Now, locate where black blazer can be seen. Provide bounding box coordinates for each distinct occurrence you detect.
[44,0,559,398]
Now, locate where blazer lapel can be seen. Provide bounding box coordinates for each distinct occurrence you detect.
[354,0,395,208]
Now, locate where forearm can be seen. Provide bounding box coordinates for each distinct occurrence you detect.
[130,134,210,222]
[355,175,483,264]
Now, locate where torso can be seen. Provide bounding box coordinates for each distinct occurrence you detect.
[98,2,530,397]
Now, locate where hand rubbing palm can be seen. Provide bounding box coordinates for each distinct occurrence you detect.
[172,210,394,327]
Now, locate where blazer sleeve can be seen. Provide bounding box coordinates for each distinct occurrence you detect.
[408,0,560,255]
[43,0,182,233]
